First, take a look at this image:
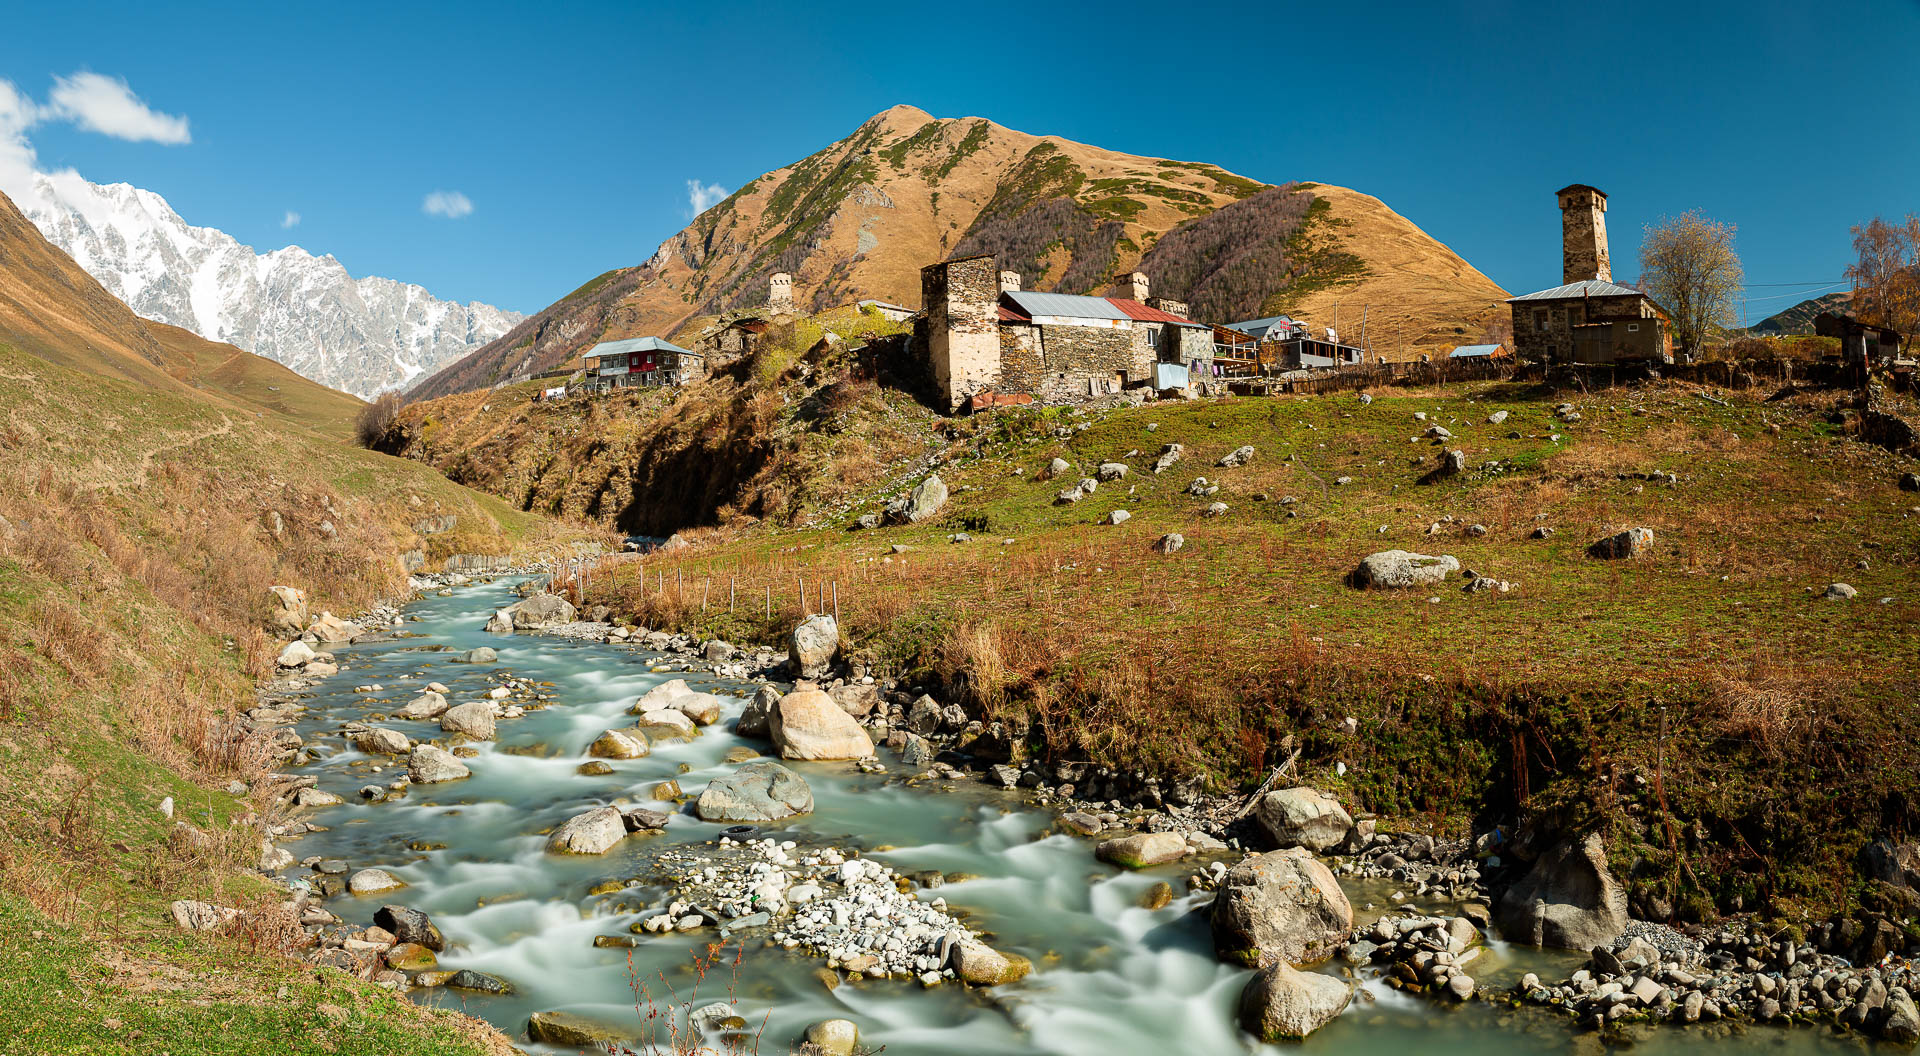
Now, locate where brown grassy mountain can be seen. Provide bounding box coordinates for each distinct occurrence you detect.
[0,188,365,435]
[412,106,1506,398]
[1750,291,1853,336]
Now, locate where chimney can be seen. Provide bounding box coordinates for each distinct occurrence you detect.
[1556,185,1611,285]
[999,270,1022,293]
[1112,272,1150,302]
[769,272,795,313]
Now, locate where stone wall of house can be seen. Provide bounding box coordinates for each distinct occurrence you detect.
[1037,323,1146,400]
[1175,326,1215,370]
[999,323,1043,395]
[923,257,1002,411]
[1513,294,1658,363]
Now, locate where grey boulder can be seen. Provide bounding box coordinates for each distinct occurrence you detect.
[1351,550,1460,589]
[1253,787,1353,853]
[694,761,814,823]
[1495,832,1627,949]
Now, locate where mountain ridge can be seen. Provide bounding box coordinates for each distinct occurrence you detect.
[410,108,1507,399]
[20,173,523,398]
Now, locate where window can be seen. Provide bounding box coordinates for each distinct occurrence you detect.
[1628,323,1640,332]
[1533,309,1548,332]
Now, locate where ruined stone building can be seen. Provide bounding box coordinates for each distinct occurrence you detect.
[1507,185,1673,365]
[919,255,1212,410]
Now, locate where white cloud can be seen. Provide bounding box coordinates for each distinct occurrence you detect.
[422,189,473,219]
[686,179,727,215]
[46,72,190,145]
[282,210,301,229]
[0,79,41,205]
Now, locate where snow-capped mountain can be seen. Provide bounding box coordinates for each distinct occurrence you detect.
[19,172,521,398]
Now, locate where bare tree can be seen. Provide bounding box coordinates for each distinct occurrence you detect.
[1845,214,1920,350]
[1639,211,1744,356]
[355,391,404,449]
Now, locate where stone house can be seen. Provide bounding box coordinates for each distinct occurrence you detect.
[1508,185,1673,366]
[920,256,1212,410]
[582,336,703,390]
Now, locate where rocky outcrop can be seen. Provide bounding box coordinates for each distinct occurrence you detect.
[1211,848,1354,967]
[886,474,947,524]
[1238,961,1351,1040]
[1253,788,1353,853]
[1496,832,1627,949]
[1351,550,1459,589]
[769,689,874,761]
[694,761,814,823]
[265,586,308,637]
[789,615,839,679]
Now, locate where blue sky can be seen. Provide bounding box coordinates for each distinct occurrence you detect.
[1,0,1914,322]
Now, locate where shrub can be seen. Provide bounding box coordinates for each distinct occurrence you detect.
[355,392,404,449]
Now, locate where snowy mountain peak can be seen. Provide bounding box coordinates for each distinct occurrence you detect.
[20,173,521,397]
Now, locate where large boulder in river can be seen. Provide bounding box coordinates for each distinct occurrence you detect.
[408,744,470,784]
[588,728,649,759]
[1238,961,1351,1041]
[1254,788,1353,853]
[373,905,444,951]
[1095,831,1189,869]
[483,608,514,634]
[694,761,814,823]
[441,701,496,740]
[1350,550,1459,589]
[352,727,411,756]
[769,689,874,761]
[734,685,781,739]
[1211,847,1353,967]
[789,615,839,679]
[509,593,576,629]
[395,690,449,720]
[1495,832,1627,949]
[949,938,1031,986]
[546,806,628,855]
[265,586,309,637]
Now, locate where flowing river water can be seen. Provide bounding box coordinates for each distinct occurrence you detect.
[281,580,1865,1055]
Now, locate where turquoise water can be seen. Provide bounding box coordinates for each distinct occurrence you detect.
[282,580,1863,1055]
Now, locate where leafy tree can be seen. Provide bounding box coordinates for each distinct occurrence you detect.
[1639,211,1743,356]
[1844,214,1920,350]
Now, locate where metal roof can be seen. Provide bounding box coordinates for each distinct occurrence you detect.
[1109,298,1207,328]
[858,299,913,313]
[1224,315,1301,339]
[1003,290,1129,322]
[583,336,696,359]
[1506,279,1646,302]
[1448,344,1506,358]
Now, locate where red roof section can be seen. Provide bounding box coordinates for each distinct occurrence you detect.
[998,302,1031,323]
[1108,298,1195,325]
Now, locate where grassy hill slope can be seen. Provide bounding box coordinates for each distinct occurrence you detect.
[411,107,1506,398]
[0,188,564,1054]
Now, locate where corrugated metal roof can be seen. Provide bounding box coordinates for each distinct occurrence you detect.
[1003,290,1129,322]
[1224,315,1300,339]
[583,336,696,359]
[1448,344,1506,358]
[858,299,913,313]
[1109,298,1207,328]
[1506,279,1645,302]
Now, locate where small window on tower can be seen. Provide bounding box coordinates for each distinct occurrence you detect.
[1628,323,1640,332]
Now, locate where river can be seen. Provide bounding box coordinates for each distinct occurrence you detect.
[280,579,1863,1055]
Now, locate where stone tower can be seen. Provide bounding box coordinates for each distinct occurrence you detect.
[999,270,1022,293]
[1556,185,1611,285]
[921,255,1001,412]
[1111,272,1150,302]
[768,272,795,314]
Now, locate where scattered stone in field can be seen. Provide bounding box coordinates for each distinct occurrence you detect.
[1588,527,1654,560]
[1187,476,1219,497]
[854,513,880,530]
[1097,462,1129,481]
[886,474,947,524]
[1351,550,1460,589]
[1152,443,1185,474]
[1047,457,1072,479]
[1465,523,1487,537]
[1204,502,1229,517]
[169,900,240,931]
[1901,472,1920,492]
[1104,509,1131,525]
[1823,583,1858,600]
[1334,476,1353,486]
[1217,445,1256,468]
[696,761,814,823]
[1487,410,1509,425]
[1531,526,1555,540]
[1424,425,1453,440]
[1357,393,1372,405]
[1153,533,1185,554]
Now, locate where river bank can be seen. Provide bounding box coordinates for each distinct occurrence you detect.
[236,577,1914,1054]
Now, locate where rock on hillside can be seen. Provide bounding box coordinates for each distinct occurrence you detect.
[410,106,1503,398]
